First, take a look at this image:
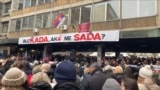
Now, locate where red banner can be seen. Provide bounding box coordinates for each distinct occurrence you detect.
[78,23,90,32]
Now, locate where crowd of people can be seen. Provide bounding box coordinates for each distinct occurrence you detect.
[0,54,160,90]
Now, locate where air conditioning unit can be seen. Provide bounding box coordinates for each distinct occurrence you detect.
[61,25,68,31]
[33,28,39,33]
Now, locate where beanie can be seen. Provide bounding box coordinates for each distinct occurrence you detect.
[139,65,153,79]
[2,67,27,86]
[102,78,121,90]
[55,61,76,83]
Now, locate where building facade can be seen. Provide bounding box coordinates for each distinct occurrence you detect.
[0,0,160,59]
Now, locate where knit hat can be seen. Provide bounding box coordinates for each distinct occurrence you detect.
[54,61,76,83]
[139,65,153,79]
[102,78,121,90]
[2,67,27,86]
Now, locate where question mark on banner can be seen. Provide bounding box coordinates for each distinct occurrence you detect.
[101,34,105,39]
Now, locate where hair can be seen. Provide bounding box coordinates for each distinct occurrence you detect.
[30,72,51,85]
[11,60,24,70]
[104,69,114,78]
[90,62,101,69]
[123,66,135,79]
[122,77,139,90]
[32,65,42,74]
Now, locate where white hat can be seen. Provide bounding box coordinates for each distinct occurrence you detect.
[139,65,153,79]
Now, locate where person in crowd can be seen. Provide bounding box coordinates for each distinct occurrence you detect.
[137,65,159,90]
[103,69,114,79]
[11,60,24,70]
[113,65,124,84]
[102,58,112,72]
[123,66,136,79]
[0,59,6,75]
[27,65,42,87]
[155,73,160,88]
[121,77,139,90]
[53,61,80,90]
[81,62,107,90]
[1,67,27,90]
[80,63,91,87]
[102,78,121,90]
[29,72,52,90]
[0,72,3,89]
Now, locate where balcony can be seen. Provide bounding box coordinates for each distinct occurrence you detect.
[8,16,157,38]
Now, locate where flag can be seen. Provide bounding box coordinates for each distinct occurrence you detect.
[53,12,66,29]
[78,23,90,32]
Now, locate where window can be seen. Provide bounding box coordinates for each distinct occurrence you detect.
[0,2,2,16]
[107,0,120,20]
[81,5,91,23]
[10,20,16,31]
[45,0,52,3]
[43,13,51,28]
[4,2,11,13]
[22,16,35,30]
[36,14,43,28]
[38,0,45,5]
[122,0,138,19]
[61,9,70,25]
[93,3,105,22]
[31,0,37,6]
[22,17,29,30]
[2,22,9,33]
[71,7,80,24]
[139,0,156,17]
[28,16,35,29]
[25,0,31,8]
[16,18,22,31]
[18,0,24,10]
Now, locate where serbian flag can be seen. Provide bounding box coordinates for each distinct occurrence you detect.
[78,23,90,32]
[53,12,66,29]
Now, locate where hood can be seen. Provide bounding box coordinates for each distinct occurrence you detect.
[29,81,52,90]
[53,82,80,90]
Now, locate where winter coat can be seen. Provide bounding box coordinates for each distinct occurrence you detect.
[81,69,107,90]
[138,78,159,90]
[53,82,80,90]
[29,81,52,90]
[1,86,26,90]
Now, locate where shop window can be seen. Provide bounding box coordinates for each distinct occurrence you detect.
[2,22,9,33]
[107,0,119,21]
[93,3,105,22]
[71,7,80,24]
[81,5,91,23]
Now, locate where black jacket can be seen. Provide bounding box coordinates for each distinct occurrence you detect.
[53,82,80,90]
[29,82,52,90]
[81,69,107,90]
